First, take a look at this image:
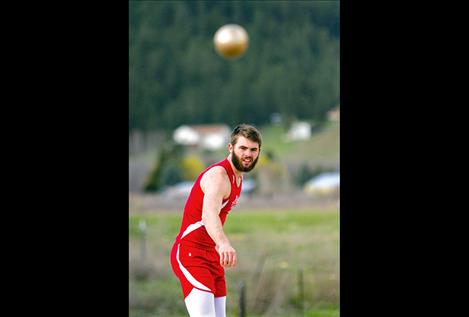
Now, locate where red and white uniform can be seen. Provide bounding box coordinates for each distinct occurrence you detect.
[170,159,242,299]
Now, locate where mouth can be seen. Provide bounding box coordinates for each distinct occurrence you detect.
[242,158,252,165]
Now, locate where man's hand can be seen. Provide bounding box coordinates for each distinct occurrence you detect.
[216,242,237,268]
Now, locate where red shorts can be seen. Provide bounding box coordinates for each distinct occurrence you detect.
[170,241,226,299]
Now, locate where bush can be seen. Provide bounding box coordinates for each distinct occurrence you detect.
[180,155,205,181]
[143,143,184,192]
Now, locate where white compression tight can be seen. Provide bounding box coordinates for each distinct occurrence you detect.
[184,288,226,317]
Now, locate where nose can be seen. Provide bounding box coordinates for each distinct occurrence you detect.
[243,149,252,156]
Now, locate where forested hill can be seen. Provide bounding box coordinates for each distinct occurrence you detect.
[129,1,339,133]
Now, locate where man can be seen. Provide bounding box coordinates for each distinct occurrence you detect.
[170,123,262,317]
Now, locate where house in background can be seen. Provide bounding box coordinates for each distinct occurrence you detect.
[173,124,231,150]
[327,107,340,122]
[286,121,312,141]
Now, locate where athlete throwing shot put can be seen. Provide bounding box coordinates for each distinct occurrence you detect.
[170,124,262,317]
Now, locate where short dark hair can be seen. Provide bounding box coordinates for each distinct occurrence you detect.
[230,123,262,148]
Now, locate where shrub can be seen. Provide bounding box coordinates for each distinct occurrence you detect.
[180,155,205,181]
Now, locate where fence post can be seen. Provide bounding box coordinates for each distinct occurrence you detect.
[239,281,246,317]
[138,219,147,261]
[298,268,305,317]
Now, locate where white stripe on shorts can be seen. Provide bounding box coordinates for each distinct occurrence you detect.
[176,244,211,292]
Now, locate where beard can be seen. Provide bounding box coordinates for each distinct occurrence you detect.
[231,151,259,172]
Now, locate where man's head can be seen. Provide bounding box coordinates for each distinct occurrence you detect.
[228,124,262,172]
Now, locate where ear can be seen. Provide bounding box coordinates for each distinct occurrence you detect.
[228,143,233,152]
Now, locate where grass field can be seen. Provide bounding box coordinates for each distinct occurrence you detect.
[258,121,339,163]
[129,206,339,317]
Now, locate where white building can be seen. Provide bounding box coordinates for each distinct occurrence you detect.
[173,124,231,150]
[286,121,312,141]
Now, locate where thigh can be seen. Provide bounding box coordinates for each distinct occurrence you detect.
[213,274,226,298]
[214,296,226,317]
[171,243,216,299]
[185,288,216,317]
[206,249,227,297]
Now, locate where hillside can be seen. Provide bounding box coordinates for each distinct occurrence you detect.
[261,121,339,168]
[130,1,339,131]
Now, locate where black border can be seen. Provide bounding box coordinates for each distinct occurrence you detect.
[18,3,131,315]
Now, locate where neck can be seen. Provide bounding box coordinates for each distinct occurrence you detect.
[227,155,244,179]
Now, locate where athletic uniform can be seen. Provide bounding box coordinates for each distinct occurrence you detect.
[170,158,242,300]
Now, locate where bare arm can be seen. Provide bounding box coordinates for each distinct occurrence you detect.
[200,166,237,268]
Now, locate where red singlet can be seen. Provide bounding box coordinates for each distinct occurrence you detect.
[170,158,242,298]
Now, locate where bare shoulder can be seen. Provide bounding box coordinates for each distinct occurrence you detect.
[201,166,229,185]
[200,166,230,196]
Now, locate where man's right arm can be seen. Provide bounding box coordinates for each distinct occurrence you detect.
[200,167,237,268]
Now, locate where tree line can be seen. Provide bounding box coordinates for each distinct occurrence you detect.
[129,0,339,133]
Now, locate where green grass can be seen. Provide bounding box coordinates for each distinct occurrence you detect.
[258,124,296,156]
[225,208,338,234]
[261,121,339,164]
[129,208,338,236]
[129,208,339,317]
[129,213,181,239]
[306,307,340,317]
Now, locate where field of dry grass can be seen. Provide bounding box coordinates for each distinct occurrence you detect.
[129,204,339,317]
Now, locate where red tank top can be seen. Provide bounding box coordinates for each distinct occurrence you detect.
[174,158,242,249]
